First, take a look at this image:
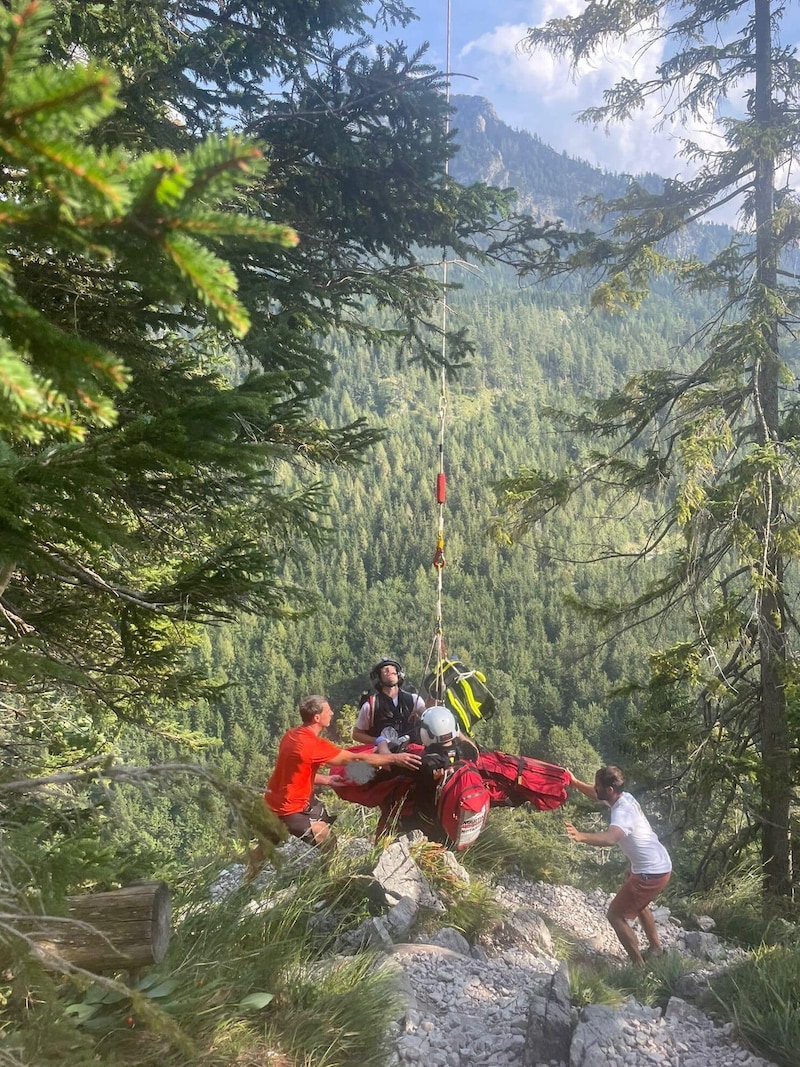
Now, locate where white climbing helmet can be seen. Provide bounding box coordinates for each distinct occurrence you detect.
[419,705,459,747]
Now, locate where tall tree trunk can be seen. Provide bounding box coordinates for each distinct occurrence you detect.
[753,0,792,898]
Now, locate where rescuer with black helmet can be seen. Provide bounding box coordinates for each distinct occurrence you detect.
[351,656,426,746]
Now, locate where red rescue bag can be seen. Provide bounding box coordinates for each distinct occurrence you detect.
[436,762,492,849]
[477,751,569,811]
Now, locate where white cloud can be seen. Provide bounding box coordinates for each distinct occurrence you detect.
[455,6,698,179]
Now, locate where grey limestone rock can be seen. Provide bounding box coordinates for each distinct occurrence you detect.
[664,996,714,1029]
[502,906,554,956]
[569,1001,650,1067]
[524,962,573,1067]
[428,927,471,955]
[371,838,445,912]
[387,895,419,941]
[684,930,726,961]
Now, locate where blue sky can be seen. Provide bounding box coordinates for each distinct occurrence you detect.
[391,1,800,185]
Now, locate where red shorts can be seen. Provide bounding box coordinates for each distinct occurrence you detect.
[610,870,671,919]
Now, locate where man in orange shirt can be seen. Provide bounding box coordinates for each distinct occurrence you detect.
[265,694,421,852]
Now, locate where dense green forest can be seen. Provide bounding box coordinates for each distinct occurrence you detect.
[154,274,716,853]
[90,269,702,880]
[4,2,800,1065]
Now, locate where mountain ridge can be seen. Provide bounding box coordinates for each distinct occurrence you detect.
[450,93,637,227]
[449,93,734,255]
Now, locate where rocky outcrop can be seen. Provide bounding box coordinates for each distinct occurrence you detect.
[210,835,776,1067]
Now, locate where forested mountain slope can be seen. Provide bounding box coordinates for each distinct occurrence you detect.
[449,94,733,260]
[106,89,739,872]
[195,280,712,802]
[449,94,632,225]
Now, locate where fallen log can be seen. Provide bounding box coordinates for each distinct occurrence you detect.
[31,881,171,972]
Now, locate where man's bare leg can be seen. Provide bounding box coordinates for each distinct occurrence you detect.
[637,905,662,954]
[606,905,644,965]
[308,819,336,856]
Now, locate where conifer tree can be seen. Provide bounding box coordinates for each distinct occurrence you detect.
[497,0,800,896]
[2,0,522,729]
[0,1,331,733]
[1,0,531,907]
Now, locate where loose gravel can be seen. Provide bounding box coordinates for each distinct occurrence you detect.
[388,878,778,1067]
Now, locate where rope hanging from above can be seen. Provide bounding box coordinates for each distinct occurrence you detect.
[425,0,451,703]
[421,2,496,734]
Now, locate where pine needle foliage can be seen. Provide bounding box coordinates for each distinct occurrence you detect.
[0,1,333,727]
[498,0,800,900]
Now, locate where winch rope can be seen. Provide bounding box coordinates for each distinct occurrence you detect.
[425,0,452,702]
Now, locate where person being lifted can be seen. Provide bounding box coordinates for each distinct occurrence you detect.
[352,657,426,749]
[265,694,421,853]
[565,765,672,966]
[398,705,480,842]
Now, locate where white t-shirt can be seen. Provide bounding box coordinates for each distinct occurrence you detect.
[609,792,672,875]
[355,690,426,733]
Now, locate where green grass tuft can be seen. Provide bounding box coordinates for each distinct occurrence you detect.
[710,944,800,1067]
[461,806,576,883]
[565,949,691,1012]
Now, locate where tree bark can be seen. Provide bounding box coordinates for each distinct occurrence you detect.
[30,882,171,971]
[753,0,792,898]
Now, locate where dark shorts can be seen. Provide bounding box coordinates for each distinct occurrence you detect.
[279,801,335,846]
[611,870,671,919]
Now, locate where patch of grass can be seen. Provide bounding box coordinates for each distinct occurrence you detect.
[686,864,799,950]
[638,949,693,1010]
[270,952,402,1067]
[566,950,691,1012]
[541,920,583,963]
[461,807,575,883]
[404,836,498,942]
[567,962,627,1009]
[10,850,408,1067]
[439,878,498,943]
[407,836,466,890]
[709,945,800,1067]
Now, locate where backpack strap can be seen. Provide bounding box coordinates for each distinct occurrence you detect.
[399,689,415,718]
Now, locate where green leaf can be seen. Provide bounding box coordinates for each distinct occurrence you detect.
[84,985,127,1005]
[237,992,274,1010]
[64,1003,100,1021]
[143,978,179,999]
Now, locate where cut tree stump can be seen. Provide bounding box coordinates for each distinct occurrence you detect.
[32,881,171,972]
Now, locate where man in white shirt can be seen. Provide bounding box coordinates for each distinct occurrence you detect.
[565,765,672,965]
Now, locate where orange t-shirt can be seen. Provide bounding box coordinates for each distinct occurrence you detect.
[264,725,342,816]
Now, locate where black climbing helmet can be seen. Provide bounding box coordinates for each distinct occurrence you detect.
[370,657,405,687]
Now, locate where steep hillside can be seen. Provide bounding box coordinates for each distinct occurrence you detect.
[450,94,733,262]
[449,94,632,227]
